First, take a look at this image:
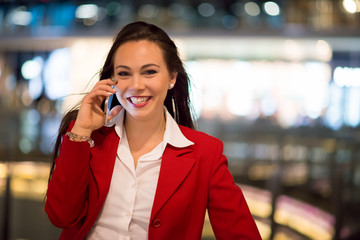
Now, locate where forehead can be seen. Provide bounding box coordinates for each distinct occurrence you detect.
[114,40,165,64]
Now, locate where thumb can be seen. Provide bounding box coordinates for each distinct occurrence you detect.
[108,105,122,120]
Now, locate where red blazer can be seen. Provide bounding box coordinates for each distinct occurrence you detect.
[45,123,261,240]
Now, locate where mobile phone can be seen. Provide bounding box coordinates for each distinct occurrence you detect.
[102,79,121,127]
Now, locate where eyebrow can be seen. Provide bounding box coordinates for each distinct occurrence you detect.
[115,63,160,70]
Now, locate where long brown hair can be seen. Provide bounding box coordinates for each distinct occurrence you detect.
[49,21,195,179]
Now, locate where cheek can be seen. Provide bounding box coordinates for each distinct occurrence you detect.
[159,88,170,105]
[114,84,125,102]
[154,83,170,98]
[114,83,125,95]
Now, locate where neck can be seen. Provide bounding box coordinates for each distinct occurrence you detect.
[124,110,166,146]
[124,110,166,167]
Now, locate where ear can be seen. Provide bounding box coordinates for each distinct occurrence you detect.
[169,72,177,89]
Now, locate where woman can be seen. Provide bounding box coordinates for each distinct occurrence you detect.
[45,21,261,240]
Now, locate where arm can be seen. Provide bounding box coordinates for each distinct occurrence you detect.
[45,133,91,228]
[45,78,120,228]
[207,140,262,239]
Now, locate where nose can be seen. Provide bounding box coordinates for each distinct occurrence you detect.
[130,74,145,91]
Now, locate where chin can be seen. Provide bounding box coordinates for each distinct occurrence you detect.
[125,108,151,120]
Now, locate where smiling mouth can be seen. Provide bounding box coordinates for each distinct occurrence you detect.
[129,96,151,104]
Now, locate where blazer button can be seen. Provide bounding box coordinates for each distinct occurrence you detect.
[152,219,161,228]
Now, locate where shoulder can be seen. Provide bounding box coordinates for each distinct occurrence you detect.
[178,125,225,168]
[179,125,223,148]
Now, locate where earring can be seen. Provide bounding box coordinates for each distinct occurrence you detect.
[172,96,177,122]
[169,83,174,89]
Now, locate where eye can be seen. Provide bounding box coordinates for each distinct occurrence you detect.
[144,69,157,75]
[117,71,129,77]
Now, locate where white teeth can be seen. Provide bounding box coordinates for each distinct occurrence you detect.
[130,97,149,104]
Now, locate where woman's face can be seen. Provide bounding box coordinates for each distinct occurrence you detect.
[113,40,176,122]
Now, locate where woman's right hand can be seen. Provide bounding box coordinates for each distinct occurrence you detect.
[71,79,119,137]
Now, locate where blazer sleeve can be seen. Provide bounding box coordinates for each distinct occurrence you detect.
[207,140,262,239]
[45,133,91,228]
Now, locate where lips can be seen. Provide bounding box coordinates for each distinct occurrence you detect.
[128,96,151,106]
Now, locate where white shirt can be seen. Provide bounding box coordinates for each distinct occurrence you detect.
[87,108,193,240]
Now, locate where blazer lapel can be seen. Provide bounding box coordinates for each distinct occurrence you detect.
[150,145,196,220]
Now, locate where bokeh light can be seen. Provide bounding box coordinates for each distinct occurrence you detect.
[21,57,43,80]
[342,0,357,13]
[43,48,71,100]
[138,4,159,19]
[8,6,32,26]
[264,1,280,16]
[75,4,99,25]
[198,3,215,17]
[244,2,260,16]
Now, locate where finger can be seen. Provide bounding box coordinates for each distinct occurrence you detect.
[107,105,122,121]
[88,86,117,99]
[90,81,116,96]
[93,81,117,92]
[99,78,118,86]
[85,90,111,102]
[83,90,113,107]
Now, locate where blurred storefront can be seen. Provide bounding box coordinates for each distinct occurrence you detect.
[0,0,360,239]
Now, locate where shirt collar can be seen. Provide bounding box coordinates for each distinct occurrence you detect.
[113,107,193,148]
[114,108,126,140]
[163,108,194,148]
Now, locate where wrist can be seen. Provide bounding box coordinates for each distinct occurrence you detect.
[71,125,93,138]
[65,132,95,148]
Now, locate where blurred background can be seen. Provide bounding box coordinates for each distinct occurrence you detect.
[0,0,360,239]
